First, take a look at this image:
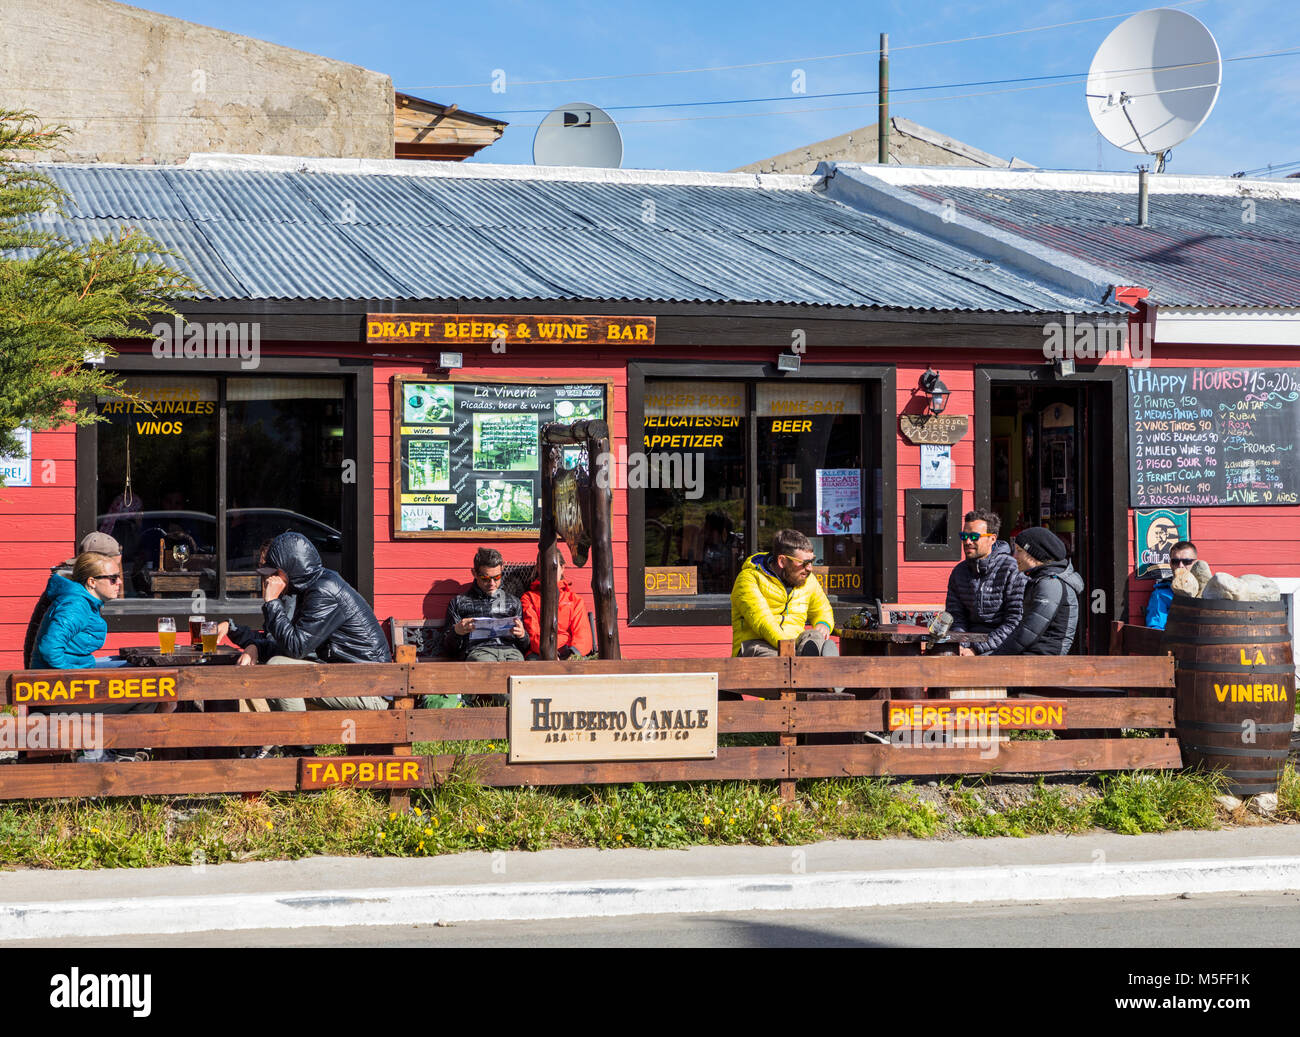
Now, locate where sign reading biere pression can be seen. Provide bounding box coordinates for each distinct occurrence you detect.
[508,673,717,762]
[368,314,655,346]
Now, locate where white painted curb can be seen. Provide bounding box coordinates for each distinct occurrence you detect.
[4,856,1300,940]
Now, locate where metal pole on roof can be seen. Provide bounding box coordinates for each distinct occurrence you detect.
[878,33,890,165]
[1137,165,1150,228]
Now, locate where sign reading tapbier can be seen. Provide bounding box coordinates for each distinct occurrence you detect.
[508,673,717,762]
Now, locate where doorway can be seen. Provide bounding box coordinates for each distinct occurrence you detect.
[977,368,1128,653]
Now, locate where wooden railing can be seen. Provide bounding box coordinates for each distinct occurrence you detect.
[0,656,1179,804]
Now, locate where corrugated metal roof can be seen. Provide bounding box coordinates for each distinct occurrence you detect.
[906,185,1300,307]
[16,164,1118,313]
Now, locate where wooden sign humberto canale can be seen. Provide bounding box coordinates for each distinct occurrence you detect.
[367,314,656,346]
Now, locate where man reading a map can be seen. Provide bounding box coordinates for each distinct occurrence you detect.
[444,547,530,705]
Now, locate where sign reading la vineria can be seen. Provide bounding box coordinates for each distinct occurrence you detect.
[508,673,718,762]
[392,375,611,539]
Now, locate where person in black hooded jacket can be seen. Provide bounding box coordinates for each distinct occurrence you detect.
[946,509,1026,656]
[255,531,392,711]
[993,526,1086,656]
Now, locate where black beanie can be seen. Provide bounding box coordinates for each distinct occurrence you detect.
[1014,526,1068,563]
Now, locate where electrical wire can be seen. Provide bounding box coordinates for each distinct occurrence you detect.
[404,1,1207,90]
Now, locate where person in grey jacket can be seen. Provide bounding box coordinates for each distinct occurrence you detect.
[945,509,1027,656]
[994,526,1085,656]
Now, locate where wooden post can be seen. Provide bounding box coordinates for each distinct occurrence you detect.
[779,639,796,802]
[388,663,415,813]
[587,424,621,660]
[539,441,562,661]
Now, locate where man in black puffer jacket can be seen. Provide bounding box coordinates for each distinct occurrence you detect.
[994,526,1085,655]
[258,531,392,711]
[946,509,1026,656]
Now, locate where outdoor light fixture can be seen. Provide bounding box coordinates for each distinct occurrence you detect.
[776,352,801,373]
[438,351,464,371]
[1056,357,1076,378]
[918,367,950,414]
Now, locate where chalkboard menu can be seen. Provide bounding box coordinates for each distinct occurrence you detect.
[392,376,610,538]
[1128,367,1300,507]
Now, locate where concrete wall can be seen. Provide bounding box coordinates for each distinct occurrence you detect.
[0,0,394,163]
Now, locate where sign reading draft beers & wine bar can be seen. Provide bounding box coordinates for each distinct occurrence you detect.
[508,673,717,762]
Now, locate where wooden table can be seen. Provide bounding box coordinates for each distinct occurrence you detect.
[835,625,989,700]
[119,645,242,666]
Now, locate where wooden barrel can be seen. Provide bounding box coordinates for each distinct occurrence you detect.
[1165,596,1295,796]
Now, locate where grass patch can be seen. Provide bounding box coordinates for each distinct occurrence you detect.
[0,763,1277,870]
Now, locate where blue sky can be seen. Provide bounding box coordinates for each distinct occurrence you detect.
[131,0,1299,175]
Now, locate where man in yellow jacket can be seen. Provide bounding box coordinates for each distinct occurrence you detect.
[731,528,838,657]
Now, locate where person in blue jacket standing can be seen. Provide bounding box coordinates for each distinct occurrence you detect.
[1145,541,1198,630]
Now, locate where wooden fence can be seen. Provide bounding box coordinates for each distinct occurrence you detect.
[0,656,1179,804]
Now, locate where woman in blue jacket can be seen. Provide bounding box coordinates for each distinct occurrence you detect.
[31,552,164,761]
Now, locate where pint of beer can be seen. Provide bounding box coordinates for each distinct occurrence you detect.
[200,620,218,654]
[189,615,204,648]
[157,617,176,654]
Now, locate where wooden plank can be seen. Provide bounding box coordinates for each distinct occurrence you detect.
[427,747,788,786]
[6,669,180,707]
[0,759,299,799]
[789,656,1176,690]
[788,738,1183,778]
[789,697,1176,734]
[92,711,407,748]
[406,701,790,743]
[407,658,789,696]
[171,663,409,701]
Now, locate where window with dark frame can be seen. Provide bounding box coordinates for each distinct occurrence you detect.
[639,375,873,615]
[92,373,352,607]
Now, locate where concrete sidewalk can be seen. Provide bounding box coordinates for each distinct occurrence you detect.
[2,827,1298,941]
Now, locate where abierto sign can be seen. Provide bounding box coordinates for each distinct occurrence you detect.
[509,673,717,762]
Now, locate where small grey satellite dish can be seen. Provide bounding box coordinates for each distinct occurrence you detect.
[533,103,623,168]
[1086,8,1220,171]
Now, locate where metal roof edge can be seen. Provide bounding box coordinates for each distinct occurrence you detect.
[829,163,1300,199]
[180,154,819,191]
[817,163,1123,307]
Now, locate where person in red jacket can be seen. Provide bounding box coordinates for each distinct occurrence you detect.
[521,555,594,659]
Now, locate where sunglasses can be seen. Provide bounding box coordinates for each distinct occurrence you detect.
[1170,557,1197,568]
[781,555,814,570]
[94,573,123,583]
[959,532,994,543]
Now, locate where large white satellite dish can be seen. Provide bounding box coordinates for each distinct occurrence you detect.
[533,103,623,168]
[1086,8,1220,170]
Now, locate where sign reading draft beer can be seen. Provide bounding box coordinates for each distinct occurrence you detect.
[7,670,179,705]
[885,700,1067,730]
[368,314,655,346]
[509,673,717,762]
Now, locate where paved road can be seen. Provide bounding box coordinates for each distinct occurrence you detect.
[15,891,1298,947]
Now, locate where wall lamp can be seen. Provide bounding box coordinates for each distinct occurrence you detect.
[918,367,950,414]
[776,352,801,373]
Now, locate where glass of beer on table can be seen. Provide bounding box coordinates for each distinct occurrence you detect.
[189,615,204,648]
[157,616,176,654]
[200,620,218,654]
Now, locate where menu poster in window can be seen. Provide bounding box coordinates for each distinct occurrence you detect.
[920,444,952,489]
[815,469,862,535]
[1128,367,1300,507]
[0,426,32,486]
[393,377,610,538]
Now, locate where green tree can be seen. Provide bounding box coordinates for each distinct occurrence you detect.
[0,110,199,483]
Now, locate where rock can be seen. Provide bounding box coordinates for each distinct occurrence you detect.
[1172,567,1201,597]
[1214,794,1243,811]
[1203,573,1243,600]
[1249,792,1278,815]
[1191,559,1213,591]
[1238,574,1282,602]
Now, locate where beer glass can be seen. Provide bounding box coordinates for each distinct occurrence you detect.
[200,620,218,654]
[189,615,204,648]
[157,617,176,654]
